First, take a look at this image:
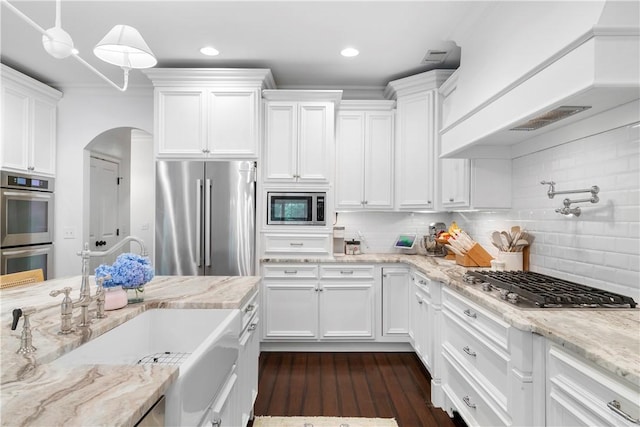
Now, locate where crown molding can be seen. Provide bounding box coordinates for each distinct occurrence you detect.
[384,69,456,99]
[142,68,276,89]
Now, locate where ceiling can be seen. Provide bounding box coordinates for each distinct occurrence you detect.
[0,0,491,93]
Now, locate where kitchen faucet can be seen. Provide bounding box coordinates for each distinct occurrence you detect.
[51,236,148,330]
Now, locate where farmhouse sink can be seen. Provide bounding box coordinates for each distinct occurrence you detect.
[54,308,241,426]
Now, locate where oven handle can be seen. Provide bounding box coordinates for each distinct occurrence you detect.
[2,247,51,256]
[2,191,53,199]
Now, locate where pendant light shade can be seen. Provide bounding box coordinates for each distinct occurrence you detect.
[93,25,157,69]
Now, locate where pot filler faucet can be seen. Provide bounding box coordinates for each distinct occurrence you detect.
[50,236,148,333]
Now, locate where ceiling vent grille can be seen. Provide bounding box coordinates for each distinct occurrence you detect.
[421,50,449,64]
[510,106,591,131]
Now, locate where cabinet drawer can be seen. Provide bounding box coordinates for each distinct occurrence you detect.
[443,348,510,427]
[262,264,318,279]
[411,270,432,298]
[320,265,374,279]
[442,288,509,351]
[263,233,331,256]
[443,309,509,410]
[547,343,640,427]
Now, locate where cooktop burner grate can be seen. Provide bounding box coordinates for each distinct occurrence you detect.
[466,271,636,308]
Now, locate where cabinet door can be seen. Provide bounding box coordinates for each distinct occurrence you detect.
[441,158,470,209]
[263,280,318,339]
[364,112,394,209]
[382,268,410,336]
[297,102,331,184]
[31,98,57,175]
[208,90,258,158]
[396,91,435,210]
[319,281,374,339]
[156,89,206,157]
[263,102,297,182]
[1,86,30,171]
[335,112,365,209]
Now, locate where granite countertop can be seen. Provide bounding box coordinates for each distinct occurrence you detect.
[0,275,260,427]
[263,254,640,388]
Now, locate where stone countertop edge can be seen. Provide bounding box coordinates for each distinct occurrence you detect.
[0,275,261,427]
[261,254,640,388]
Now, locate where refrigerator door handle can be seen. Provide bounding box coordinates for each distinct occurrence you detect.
[205,178,212,267]
[196,179,202,267]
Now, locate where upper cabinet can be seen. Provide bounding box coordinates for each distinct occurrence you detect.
[1,65,62,177]
[143,68,275,159]
[262,90,342,186]
[386,70,454,211]
[440,158,511,210]
[335,100,395,210]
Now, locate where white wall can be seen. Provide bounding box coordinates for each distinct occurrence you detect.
[55,87,152,278]
[455,122,640,301]
[130,130,155,262]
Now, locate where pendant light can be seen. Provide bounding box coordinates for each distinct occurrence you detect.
[2,0,157,91]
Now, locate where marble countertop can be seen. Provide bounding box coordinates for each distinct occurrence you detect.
[1,275,260,427]
[263,254,640,388]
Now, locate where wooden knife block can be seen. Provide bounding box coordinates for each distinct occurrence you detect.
[455,243,493,267]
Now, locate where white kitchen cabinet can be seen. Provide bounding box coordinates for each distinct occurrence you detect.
[263,90,341,185]
[335,101,395,210]
[261,233,332,258]
[546,341,640,427]
[386,70,453,211]
[1,65,61,176]
[262,264,375,341]
[144,68,274,159]
[318,265,375,339]
[381,267,410,337]
[237,292,260,427]
[439,287,539,427]
[410,271,436,372]
[440,158,511,210]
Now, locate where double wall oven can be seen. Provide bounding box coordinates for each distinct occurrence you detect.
[1,171,54,279]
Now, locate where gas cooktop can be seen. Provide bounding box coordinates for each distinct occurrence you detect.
[464,270,637,308]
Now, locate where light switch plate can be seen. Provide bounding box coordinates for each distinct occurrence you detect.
[63,227,76,239]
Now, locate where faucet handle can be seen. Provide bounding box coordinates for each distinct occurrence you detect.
[94,276,109,319]
[50,287,74,334]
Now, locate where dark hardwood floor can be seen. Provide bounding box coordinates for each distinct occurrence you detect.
[250,352,467,427]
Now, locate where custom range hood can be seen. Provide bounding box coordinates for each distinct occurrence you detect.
[440,1,640,159]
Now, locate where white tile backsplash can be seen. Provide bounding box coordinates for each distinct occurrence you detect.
[455,122,640,301]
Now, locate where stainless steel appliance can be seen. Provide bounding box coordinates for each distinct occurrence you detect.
[155,161,256,276]
[267,191,326,226]
[423,222,447,257]
[0,171,55,278]
[465,270,636,308]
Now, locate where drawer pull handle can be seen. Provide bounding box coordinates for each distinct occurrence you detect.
[284,270,298,275]
[340,270,354,275]
[290,242,304,247]
[248,323,258,331]
[418,300,423,305]
[463,396,476,409]
[245,304,255,312]
[463,346,477,357]
[463,309,477,319]
[419,280,426,285]
[608,400,640,424]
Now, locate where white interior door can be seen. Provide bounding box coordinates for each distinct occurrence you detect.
[89,157,120,270]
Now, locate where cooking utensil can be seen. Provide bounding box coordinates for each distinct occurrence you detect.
[500,232,511,251]
[513,239,529,252]
[491,231,504,251]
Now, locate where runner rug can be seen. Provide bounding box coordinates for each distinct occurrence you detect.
[252,416,399,427]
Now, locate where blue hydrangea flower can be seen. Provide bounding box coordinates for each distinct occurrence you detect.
[95,253,154,288]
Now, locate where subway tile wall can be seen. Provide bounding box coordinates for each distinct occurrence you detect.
[335,211,453,254]
[455,123,640,301]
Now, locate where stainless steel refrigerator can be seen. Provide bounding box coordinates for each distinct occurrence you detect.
[155,161,256,276]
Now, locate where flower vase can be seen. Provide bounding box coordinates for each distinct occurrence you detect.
[104,286,128,311]
[126,286,145,304]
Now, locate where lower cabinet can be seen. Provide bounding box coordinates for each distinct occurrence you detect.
[237,292,260,426]
[381,267,410,337]
[409,270,437,373]
[439,287,537,427]
[546,342,640,427]
[262,264,375,341]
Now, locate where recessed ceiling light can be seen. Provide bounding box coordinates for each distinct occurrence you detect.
[341,47,359,57]
[200,46,220,56]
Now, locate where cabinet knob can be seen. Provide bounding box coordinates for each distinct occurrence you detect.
[449,198,454,202]
[363,200,368,205]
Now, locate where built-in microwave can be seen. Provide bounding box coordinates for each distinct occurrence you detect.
[267,192,326,226]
